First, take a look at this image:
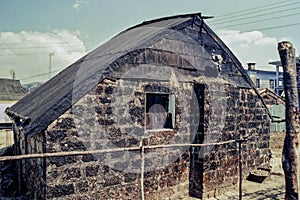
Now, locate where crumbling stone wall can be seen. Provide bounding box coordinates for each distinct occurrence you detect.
[41,78,195,199]
[20,77,270,199]
[198,83,270,198]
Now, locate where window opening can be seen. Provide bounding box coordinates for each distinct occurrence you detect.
[269,79,275,89]
[145,93,175,130]
[256,79,260,88]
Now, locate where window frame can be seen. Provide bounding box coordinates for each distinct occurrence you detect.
[145,92,175,131]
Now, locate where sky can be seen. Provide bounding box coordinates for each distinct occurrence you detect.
[0,0,299,84]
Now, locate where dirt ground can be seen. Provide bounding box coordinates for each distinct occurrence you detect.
[208,131,286,200]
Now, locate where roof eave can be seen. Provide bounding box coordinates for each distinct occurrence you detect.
[5,107,31,127]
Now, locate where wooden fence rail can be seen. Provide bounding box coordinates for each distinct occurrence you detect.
[0,139,236,162]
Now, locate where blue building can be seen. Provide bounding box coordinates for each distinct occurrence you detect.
[269,57,300,97]
[246,58,300,99]
[245,62,283,95]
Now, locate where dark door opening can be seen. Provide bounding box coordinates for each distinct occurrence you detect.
[189,83,205,198]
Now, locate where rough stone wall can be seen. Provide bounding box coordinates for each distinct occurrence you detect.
[198,82,271,198]
[20,79,270,200]
[19,79,271,199]
[43,78,195,199]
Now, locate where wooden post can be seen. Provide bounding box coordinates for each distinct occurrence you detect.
[238,139,243,200]
[278,41,300,200]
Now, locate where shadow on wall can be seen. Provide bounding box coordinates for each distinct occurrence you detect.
[0,145,18,198]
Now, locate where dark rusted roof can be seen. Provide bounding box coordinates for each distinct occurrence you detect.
[6,13,262,137]
[0,79,28,101]
[259,88,285,105]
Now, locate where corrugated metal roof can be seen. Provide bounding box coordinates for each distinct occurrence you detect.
[0,79,28,101]
[259,88,285,105]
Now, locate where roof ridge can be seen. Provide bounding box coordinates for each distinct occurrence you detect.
[124,12,213,32]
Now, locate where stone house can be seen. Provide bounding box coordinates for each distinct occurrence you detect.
[0,78,28,146]
[6,13,271,199]
[0,78,28,124]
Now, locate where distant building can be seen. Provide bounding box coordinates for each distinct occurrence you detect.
[245,63,284,95]
[0,78,28,148]
[269,57,300,106]
[0,78,28,124]
[246,58,300,107]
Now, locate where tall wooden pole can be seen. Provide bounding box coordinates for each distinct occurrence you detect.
[238,139,243,200]
[278,41,300,200]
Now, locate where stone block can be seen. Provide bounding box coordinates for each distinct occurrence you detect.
[86,165,99,177]
[48,156,77,167]
[76,181,88,193]
[61,140,86,151]
[82,154,95,162]
[103,176,121,187]
[124,173,138,183]
[63,167,81,180]
[47,130,66,142]
[47,184,75,198]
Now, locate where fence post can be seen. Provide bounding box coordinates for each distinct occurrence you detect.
[238,139,243,200]
[140,141,145,200]
[278,41,299,200]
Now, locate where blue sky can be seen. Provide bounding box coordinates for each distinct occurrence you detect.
[0,0,299,83]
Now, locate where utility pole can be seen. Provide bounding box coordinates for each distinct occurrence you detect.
[278,41,299,200]
[49,52,55,79]
[10,69,16,80]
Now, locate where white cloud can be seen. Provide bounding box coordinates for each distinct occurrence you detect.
[0,29,87,83]
[73,0,89,11]
[217,29,279,67]
[218,30,277,47]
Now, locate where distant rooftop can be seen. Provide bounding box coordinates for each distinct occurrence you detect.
[269,57,300,66]
[0,78,28,101]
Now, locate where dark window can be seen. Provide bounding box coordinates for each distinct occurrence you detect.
[269,79,275,89]
[145,93,175,130]
[256,79,260,88]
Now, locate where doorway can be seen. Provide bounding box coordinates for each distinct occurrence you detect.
[189,83,205,198]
